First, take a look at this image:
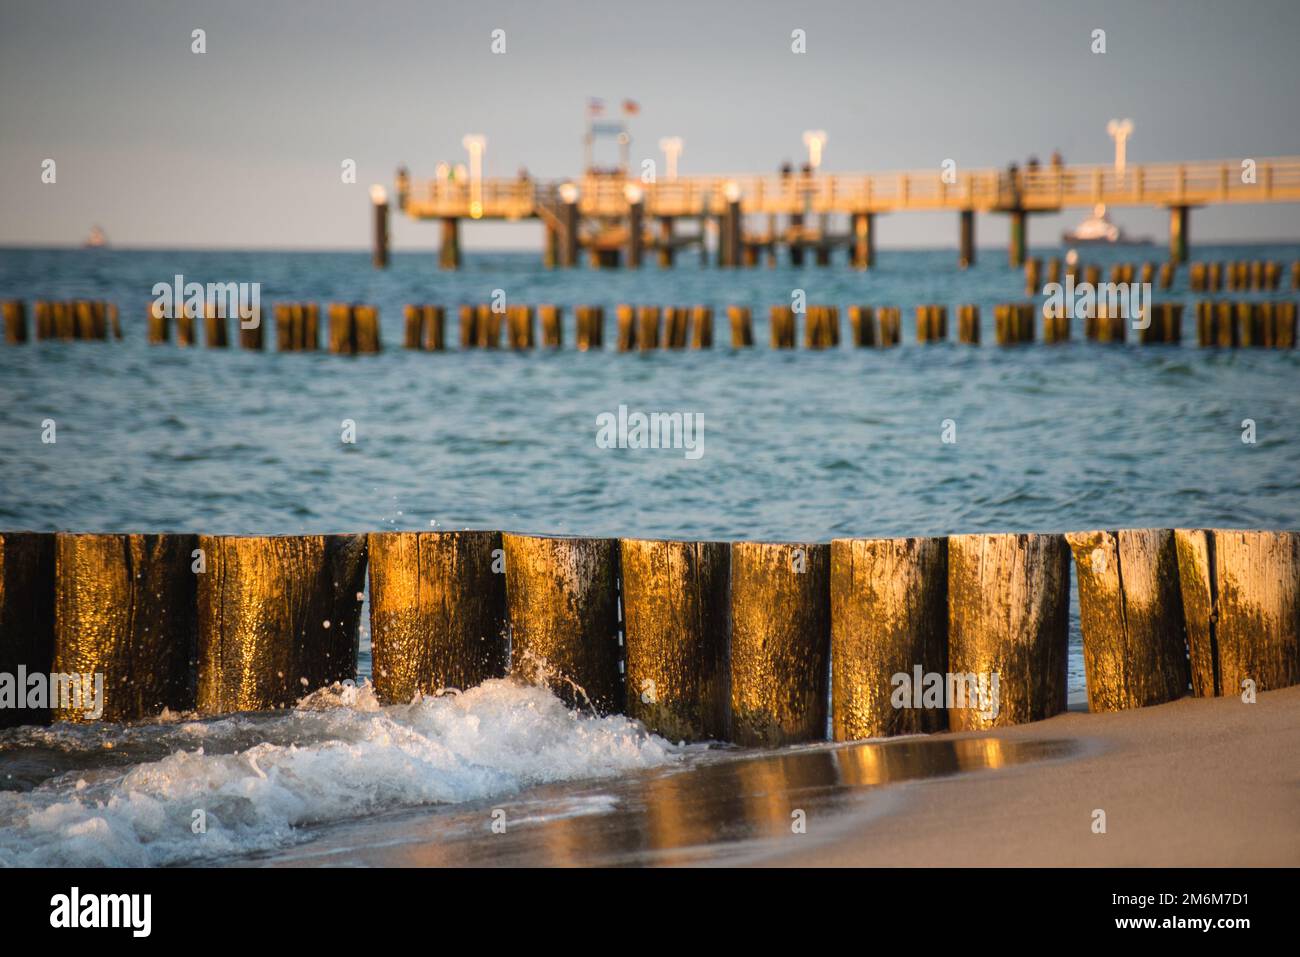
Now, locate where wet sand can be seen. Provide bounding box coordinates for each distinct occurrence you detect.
[254,686,1298,867]
[759,685,1300,867]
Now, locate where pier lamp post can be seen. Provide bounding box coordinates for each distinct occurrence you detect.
[462,134,487,219]
[558,182,580,268]
[802,130,827,171]
[659,137,683,180]
[1107,119,1133,180]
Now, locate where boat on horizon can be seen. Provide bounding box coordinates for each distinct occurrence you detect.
[1062,204,1152,246]
[83,225,108,248]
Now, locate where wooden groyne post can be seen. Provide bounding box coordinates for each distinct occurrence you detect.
[2,301,27,344]
[947,533,1069,729]
[1066,529,1190,711]
[0,532,55,727]
[1175,529,1300,697]
[620,538,730,742]
[367,531,508,703]
[727,306,754,347]
[729,541,830,746]
[53,533,198,721]
[501,534,624,714]
[196,535,367,713]
[831,536,948,740]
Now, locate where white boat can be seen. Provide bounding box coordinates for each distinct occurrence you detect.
[1062,204,1151,246]
[83,225,108,248]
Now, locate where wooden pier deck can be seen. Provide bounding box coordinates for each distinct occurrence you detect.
[389,156,1300,269]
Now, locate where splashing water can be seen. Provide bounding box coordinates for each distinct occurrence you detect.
[0,679,679,867]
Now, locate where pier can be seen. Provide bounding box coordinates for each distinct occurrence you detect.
[390,156,1300,269]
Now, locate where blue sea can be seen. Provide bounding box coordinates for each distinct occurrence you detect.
[0,243,1297,866]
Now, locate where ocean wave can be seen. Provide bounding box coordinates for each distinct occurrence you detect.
[0,680,678,867]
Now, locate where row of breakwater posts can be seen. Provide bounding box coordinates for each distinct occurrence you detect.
[4,298,1297,351]
[1017,256,1295,297]
[1,529,1296,742]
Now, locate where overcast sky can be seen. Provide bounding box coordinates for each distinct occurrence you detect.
[2,0,1298,250]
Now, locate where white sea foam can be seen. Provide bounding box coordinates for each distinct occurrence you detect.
[0,679,679,867]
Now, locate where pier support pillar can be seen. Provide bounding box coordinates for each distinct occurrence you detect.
[439,217,461,270]
[789,212,805,267]
[627,199,644,269]
[371,193,389,269]
[658,217,674,268]
[560,199,579,268]
[1008,209,1027,268]
[543,224,559,269]
[1169,205,1190,264]
[959,209,975,269]
[851,212,875,270]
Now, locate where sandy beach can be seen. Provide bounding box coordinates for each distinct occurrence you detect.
[759,685,1300,867]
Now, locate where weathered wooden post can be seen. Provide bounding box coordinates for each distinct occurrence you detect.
[658,216,675,268]
[196,535,367,713]
[0,532,55,728]
[1008,209,1027,268]
[53,533,198,722]
[691,305,713,348]
[947,532,1069,729]
[403,305,425,349]
[1066,529,1190,711]
[1176,529,1300,698]
[770,305,795,348]
[148,300,170,344]
[458,304,478,349]
[507,304,534,349]
[664,306,689,349]
[627,193,644,269]
[620,538,730,742]
[1169,205,1190,263]
[367,530,508,703]
[878,306,901,346]
[33,301,51,339]
[559,186,580,268]
[2,301,27,344]
[848,305,877,346]
[1024,257,1042,297]
[354,304,382,353]
[1042,301,1070,343]
[576,305,604,350]
[637,305,662,350]
[830,536,948,740]
[203,301,228,348]
[727,305,753,347]
[539,304,562,348]
[239,308,264,350]
[476,304,500,349]
[300,303,320,351]
[957,304,980,344]
[502,533,623,714]
[422,305,445,351]
[176,300,197,347]
[329,302,355,354]
[616,304,637,352]
[729,541,830,746]
[1158,261,1175,290]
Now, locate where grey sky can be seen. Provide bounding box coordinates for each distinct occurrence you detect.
[2,0,1298,250]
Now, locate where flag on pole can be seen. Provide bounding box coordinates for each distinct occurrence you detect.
[587,97,605,116]
[622,99,639,115]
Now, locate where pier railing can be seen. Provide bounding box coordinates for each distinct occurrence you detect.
[402,157,1300,219]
